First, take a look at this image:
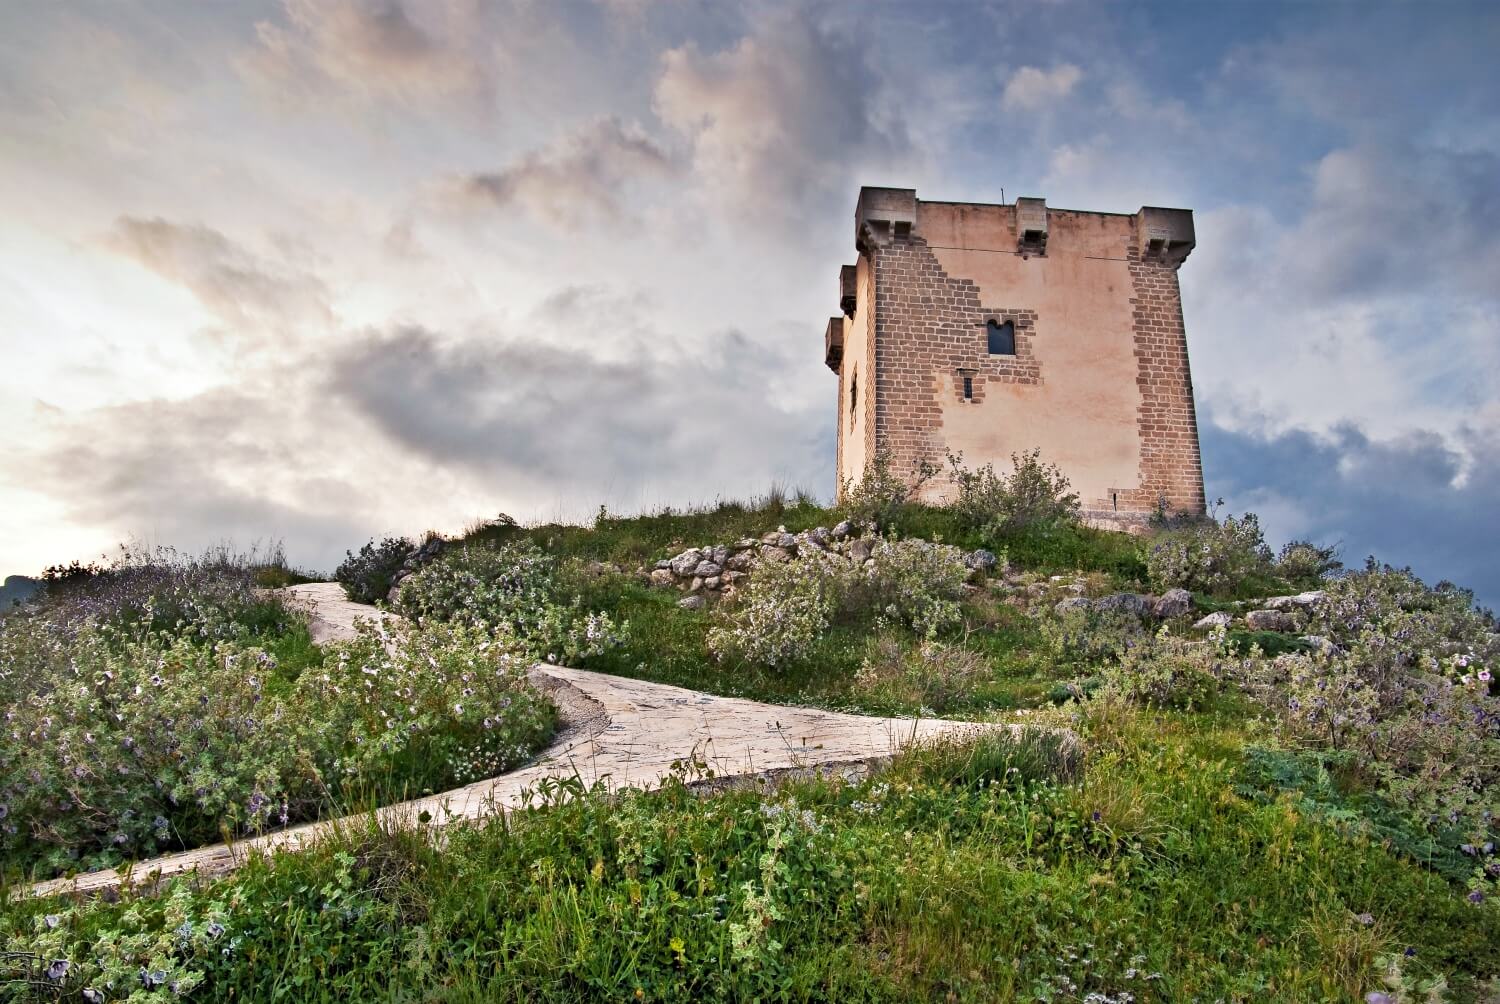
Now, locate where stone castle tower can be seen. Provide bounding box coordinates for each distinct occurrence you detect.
[824,187,1206,527]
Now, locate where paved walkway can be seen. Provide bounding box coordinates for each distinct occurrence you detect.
[27,585,1021,899]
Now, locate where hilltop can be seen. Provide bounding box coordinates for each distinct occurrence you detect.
[2,453,1497,1002]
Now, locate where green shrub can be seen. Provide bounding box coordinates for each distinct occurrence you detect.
[394,540,625,663]
[1037,605,1150,666]
[1145,509,1274,595]
[1276,539,1343,586]
[0,608,553,877]
[838,449,937,531]
[1097,626,1229,710]
[946,448,1081,537]
[334,536,412,604]
[853,636,988,714]
[707,538,970,669]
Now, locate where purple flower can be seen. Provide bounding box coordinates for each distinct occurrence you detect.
[45,959,69,981]
[1365,994,1393,1004]
[44,914,60,929]
[1355,912,1374,926]
[1468,889,1485,904]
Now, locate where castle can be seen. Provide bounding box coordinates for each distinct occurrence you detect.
[824,187,1206,528]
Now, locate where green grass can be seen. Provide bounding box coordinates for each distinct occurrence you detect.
[6,710,1495,1002]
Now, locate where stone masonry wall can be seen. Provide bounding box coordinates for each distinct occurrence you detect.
[866,228,1205,518]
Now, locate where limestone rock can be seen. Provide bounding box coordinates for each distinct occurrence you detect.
[1193,611,1233,630]
[1054,597,1094,615]
[649,568,675,587]
[1246,609,1295,632]
[693,560,724,578]
[1094,593,1154,618]
[1299,634,1342,656]
[669,548,704,577]
[677,595,706,611]
[831,520,854,540]
[704,575,721,590]
[725,550,757,572]
[1153,588,1193,619]
[848,538,875,564]
[759,546,793,564]
[965,549,999,573]
[689,576,704,592]
[709,546,730,566]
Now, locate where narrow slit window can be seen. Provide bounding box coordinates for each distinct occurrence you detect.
[962,375,973,400]
[986,319,1016,355]
[849,371,858,424]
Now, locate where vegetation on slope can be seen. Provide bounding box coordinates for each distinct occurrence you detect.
[3,454,1497,1002]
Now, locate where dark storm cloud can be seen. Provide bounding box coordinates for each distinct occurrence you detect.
[1202,417,1500,610]
[105,216,333,334]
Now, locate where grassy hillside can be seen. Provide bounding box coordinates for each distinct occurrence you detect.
[4,473,1498,1002]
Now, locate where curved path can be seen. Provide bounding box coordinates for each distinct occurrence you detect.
[27,585,1031,899]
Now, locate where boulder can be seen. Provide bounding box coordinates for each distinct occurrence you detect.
[1153,588,1193,620]
[693,560,724,578]
[1094,593,1155,618]
[1054,597,1094,615]
[668,548,705,577]
[1193,611,1233,630]
[649,568,675,587]
[689,576,705,592]
[964,549,1000,573]
[653,558,672,571]
[759,546,793,564]
[1265,590,1327,612]
[709,545,730,566]
[385,584,403,605]
[848,538,876,564]
[722,570,746,584]
[725,550,757,572]
[1299,634,1342,657]
[677,595,706,611]
[831,520,854,540]
[1246,609,1296,632]
[704,575,721,590]
[774,532,798,549]
[806,526,831,548]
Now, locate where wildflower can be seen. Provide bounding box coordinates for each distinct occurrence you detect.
[45,959,70,981]
[206,921,225,939]
[1366,994,1394,1004]
[83,991,105,1004]
[1481,670,1493,683]
[44,914,61,929]
[1355,912,1374,926]
[1468,889,1485,904]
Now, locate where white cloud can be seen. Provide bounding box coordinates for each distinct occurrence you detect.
[1001,64,1082,111]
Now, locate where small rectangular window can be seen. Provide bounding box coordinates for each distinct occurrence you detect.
[987,319,1016,355]
[962,375,973,400]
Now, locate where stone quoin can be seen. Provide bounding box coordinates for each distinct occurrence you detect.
[825,187,1207,529]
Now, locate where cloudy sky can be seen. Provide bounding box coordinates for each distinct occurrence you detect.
[1,1,1496,604]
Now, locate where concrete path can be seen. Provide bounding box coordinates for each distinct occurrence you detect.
[26,585,1015,900]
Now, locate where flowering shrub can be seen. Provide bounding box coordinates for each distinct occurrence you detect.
[1145,509,1274,595]
[1097,626,1230,710]
[706,550,849,668]
[1037,606,1150,666]
[1235,564,1500,899]
[394,541,624,663]
[862,537,969,637]
[0,606,553,877]
[707,538,969,669]
[334,536,413,604]
[946,448,1081,536]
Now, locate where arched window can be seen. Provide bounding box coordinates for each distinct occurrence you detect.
[987,319,1016,355]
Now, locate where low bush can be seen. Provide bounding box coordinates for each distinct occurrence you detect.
[1234,563,1500,899]
[0,609,553,878]
[707,538,970,669]
[837,449,937,531]
[1145,508,1275,596]
[1276,538,1343,586]
[334,536,412,604]
[946,448,1081,538]
[1037,605,1150,666]
[394,540,625,663]
[853,636,989,714]
[1096,626,1230,710]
